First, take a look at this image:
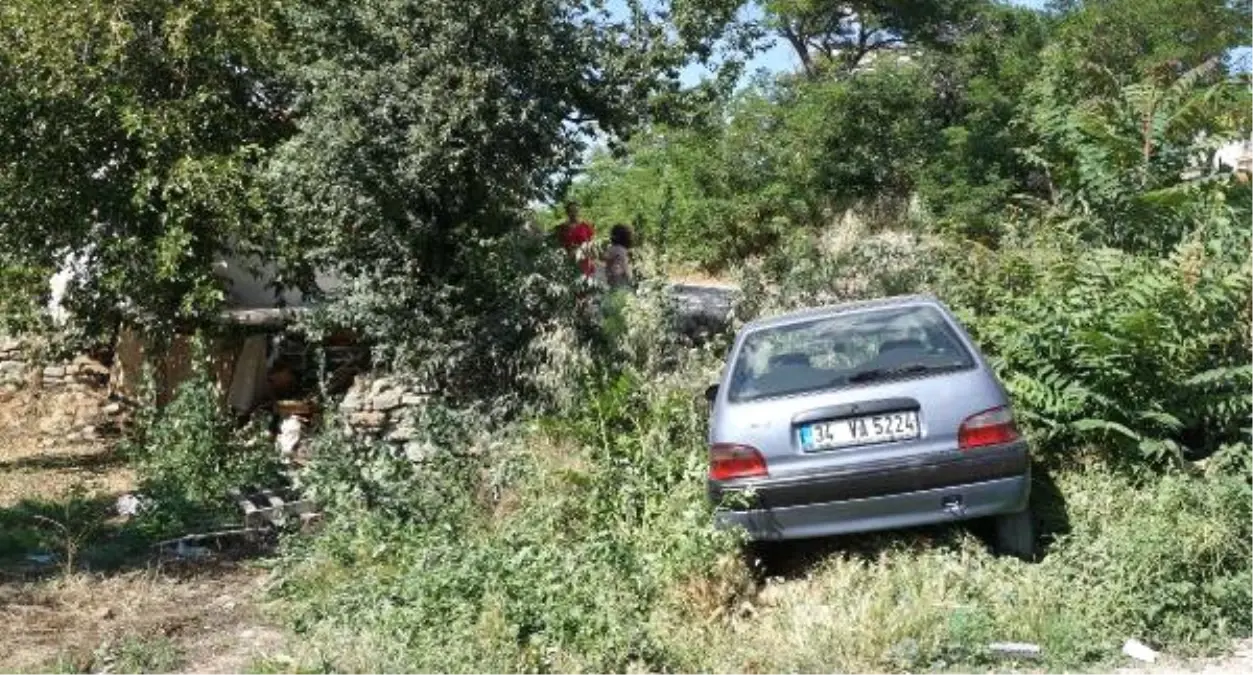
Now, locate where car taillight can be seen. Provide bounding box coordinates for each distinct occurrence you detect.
[958,406,1020,450]
[709,443,767,481]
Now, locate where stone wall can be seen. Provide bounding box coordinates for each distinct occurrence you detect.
[0,336,26,392]
[337,374,436,459]
[0,335,127,442]
[325,286,739,450]
[5,284,739,451]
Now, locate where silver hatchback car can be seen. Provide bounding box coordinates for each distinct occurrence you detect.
[705,294,1035,558]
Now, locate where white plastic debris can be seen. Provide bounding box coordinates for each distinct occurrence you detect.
[1123,638,1159,663]
[989,642,1042,659]
[115,493,143,517]
[25,552,55,565]
[277,416,304,459]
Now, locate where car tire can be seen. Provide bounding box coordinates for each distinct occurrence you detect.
[993,508,1038,561]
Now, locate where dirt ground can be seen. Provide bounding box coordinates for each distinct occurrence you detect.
[0,388,292,673]
[0,566,288,673]
[1114,638,1252,675]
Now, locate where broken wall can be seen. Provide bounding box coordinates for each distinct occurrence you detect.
[0,335,126,443]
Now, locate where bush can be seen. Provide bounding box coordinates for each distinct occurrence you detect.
[276,354,749,672]
[937,232,1251,470]
[122,335,282,535]
[304,226,585,416]
[293,403,486,522]
[0,262,47,334]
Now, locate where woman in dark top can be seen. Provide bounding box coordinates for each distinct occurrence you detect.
[602,224,634,290]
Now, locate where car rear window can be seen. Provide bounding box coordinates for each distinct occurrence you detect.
[727,304,976,403]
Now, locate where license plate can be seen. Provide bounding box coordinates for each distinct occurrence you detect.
[799,411,920,451]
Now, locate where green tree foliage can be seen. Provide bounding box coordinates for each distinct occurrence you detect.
[913,2,1051,241]
[1050,0,1250,90]
[0,0,291,332]
[1020,55,1251,254]
[763,0,983,76]
[0,260,47,334]
[572,33,965,260]
[1,0,748,404]
[259,0,747,397]
[576,1,1067,262]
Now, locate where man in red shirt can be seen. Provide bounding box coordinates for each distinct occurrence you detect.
[554,201,596,277]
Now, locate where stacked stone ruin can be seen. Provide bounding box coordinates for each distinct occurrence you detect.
[2,283,740,455]
[0,335,127,442]
[337,375,437,461]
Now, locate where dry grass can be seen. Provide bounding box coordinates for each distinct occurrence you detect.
[0,565,286,673]
[0,389,133,508]
[647,468,1251,674]
[0,450,135,510]
[665,264,737,288]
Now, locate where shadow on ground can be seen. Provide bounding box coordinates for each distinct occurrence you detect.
[742,459,1073,580]
[0,448,130,473]
[0,491,277,583]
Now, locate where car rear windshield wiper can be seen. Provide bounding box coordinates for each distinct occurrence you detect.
[846,362,960,384]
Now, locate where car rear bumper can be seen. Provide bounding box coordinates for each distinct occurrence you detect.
[709,441,1031,541]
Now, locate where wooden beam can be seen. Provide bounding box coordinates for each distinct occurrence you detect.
[217,307,308,329]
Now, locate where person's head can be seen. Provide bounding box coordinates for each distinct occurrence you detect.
[564,201,580,220]
[610,224,633,248]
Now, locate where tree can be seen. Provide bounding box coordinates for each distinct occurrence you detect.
[1019,51,1252,255]
[913,1,1051,242]
[1051,0,1250,88]
[0,0,291,334]
[262,0,746,395]
[762,0,984,77]
[0,0,744,363]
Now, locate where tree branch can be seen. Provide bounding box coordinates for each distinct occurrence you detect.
[780,23,815,78]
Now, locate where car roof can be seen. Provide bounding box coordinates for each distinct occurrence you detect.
[742,294,946,332]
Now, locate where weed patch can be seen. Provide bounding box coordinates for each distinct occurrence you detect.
[662,467,1250,672]
[272,358,1251,672]
[121,336,282,543]
[275,369,746,672]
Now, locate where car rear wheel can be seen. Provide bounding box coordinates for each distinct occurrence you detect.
[993,508,1037,561]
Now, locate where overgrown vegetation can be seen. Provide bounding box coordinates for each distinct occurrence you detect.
[267,1,1249,671]
[0,260,46,335]
[121,337,284,539]
[0,338,282,574]
[1,0,1249,672]
[265,249,1250,671]
[279,367,747,672]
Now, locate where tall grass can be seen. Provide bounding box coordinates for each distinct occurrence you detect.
[272,323,1250,672]
[275,365,750,673]
[661,467,1250,672]
[259,221,1253,672]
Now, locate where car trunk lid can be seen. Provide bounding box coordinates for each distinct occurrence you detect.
[715,367,1005,481]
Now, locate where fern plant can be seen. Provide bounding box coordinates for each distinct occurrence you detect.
[944,231,1251,471]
